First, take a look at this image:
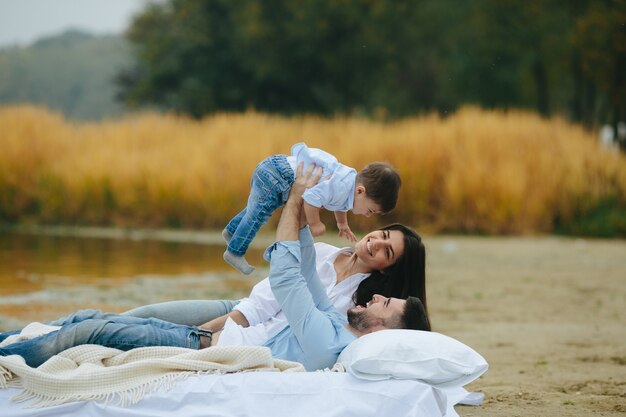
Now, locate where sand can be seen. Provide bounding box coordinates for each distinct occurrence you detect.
[1,233,624,416]
[425,236,626,417]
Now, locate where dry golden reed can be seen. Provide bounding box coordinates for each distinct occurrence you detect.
[1,105,624,234]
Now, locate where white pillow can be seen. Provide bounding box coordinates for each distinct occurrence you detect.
[337,329,488,388]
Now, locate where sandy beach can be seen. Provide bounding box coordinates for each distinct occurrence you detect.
[426,236,626,417]
[0,233,624,416]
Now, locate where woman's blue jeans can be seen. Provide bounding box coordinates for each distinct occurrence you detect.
[0,309,202,368]
[122,299,240,326]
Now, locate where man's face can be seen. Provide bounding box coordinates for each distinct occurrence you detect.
[347,294,405,332]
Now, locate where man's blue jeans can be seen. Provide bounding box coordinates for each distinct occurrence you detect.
[226,154,294,256]
[0,309,202,368]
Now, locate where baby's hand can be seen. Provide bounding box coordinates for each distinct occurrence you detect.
[337,223,357,243]
[309,221,326,237]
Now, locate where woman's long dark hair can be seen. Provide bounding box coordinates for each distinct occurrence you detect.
[352,224,427,316]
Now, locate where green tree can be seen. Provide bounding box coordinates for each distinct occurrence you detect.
[570,0,626,134]
[117,0,626,135]
[117,0,459,117]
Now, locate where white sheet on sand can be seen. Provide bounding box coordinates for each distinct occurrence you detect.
[0,371,481,417]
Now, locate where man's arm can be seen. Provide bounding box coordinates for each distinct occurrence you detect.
[268,164,348,368]
[276,163,322,240]
[276,193,305,241]
[272,162,334,314]
[203,166,322,332]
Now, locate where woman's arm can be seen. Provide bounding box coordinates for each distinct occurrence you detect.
[200,309,249,331]
[232,278,283,326]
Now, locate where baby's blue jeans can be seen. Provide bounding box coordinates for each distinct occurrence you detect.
[225,154,294,256]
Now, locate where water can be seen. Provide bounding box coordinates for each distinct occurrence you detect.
[0,231,266,329]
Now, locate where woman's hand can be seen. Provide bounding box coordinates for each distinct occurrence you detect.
[290,162,323,203]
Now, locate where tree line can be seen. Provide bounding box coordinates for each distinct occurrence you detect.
[117,0,626,143]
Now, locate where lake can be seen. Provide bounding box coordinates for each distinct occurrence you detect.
[0,228,269,330]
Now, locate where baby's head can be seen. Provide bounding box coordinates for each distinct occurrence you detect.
[352,162,401,217]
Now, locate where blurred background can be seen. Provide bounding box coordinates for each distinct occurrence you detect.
[0,0,624,235]
[0,0,624,127]
[1,0,625,129]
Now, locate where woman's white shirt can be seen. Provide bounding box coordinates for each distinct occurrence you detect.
[217,242,369,347]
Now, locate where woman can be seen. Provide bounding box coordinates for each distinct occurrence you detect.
[122,223,428,345]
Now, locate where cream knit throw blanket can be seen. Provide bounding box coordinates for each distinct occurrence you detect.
[0,344,304,408]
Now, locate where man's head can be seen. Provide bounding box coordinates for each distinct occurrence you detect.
[354,162,401,215]
[347,294,430,336]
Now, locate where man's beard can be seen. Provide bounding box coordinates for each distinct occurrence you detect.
[347,309,376,332]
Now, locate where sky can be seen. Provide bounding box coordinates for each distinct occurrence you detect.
[0,0,157,47]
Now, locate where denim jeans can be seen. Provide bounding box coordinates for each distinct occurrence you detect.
[0,301,239,343]
[226,154,294,256]
[0,309,115,343]
[0,309,202,368]
[122,299,240,326]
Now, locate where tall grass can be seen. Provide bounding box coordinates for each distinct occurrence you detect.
[1,105,624,236]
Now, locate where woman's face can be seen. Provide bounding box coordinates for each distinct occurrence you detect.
[354,229,405,271]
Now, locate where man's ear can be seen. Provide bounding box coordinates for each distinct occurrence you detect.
[356,184,366,195]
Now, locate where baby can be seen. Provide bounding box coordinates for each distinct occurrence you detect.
[222,142,401,274]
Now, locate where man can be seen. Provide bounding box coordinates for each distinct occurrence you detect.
[247,163,429,370]
[0,164,429,371]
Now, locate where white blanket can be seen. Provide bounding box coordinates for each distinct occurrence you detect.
[0,344,303,407]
